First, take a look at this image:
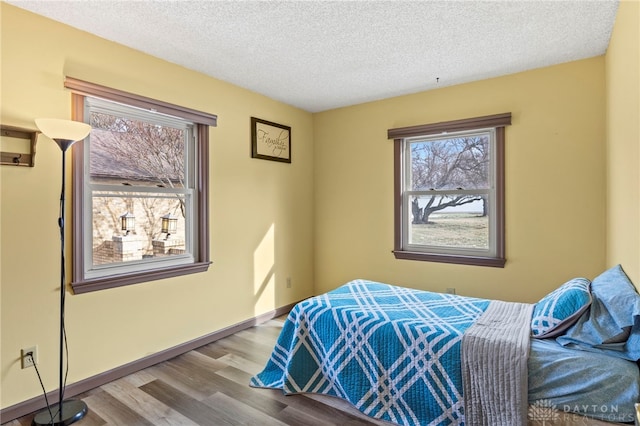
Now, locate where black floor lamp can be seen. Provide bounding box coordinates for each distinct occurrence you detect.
[33,118,91,426]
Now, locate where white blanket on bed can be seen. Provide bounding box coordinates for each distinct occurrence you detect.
[461,300,534,426]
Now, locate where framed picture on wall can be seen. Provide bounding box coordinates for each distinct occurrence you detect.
[251,117,291,163]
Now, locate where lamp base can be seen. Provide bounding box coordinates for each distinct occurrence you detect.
[32,399,88,426]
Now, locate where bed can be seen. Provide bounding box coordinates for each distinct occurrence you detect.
[250,265,640,425]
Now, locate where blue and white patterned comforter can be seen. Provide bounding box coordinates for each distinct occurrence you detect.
[250,280,491,426]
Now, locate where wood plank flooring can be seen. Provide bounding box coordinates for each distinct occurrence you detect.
[5,317,389,426]
[5,316,623,426]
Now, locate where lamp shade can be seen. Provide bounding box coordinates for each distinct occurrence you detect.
[35,118,91,151]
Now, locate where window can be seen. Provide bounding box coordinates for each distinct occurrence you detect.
[388,113,511,267]
[66,78,217,293]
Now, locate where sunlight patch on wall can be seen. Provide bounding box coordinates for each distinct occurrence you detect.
[254,223,276,314]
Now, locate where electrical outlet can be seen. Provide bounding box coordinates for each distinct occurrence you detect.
[446,287,456,295]
[286,277,292,288]
[21,346,38,369]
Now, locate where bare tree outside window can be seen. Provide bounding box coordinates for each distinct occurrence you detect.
[88,109,190,266]
[405,131,494,251]
[90,112,185,190]
[409,135,489,225]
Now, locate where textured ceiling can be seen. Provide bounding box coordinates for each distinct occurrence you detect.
[6,0,619,112]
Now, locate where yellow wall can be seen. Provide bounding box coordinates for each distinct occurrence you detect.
[314,57,607,302]
[0,4,315,409]
[605,0,640,288]
[3,0,637,414]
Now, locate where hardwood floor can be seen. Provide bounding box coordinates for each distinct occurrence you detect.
[5,316,628,426]
[5,317,389,426]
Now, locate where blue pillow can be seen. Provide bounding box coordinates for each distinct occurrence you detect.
[531,278,592,338]
[557,265,640,361]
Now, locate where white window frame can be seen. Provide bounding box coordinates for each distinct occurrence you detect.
[401,128,497,258]
[66,77,216,293]
[82,98,198,280]
[388,113,511,267]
